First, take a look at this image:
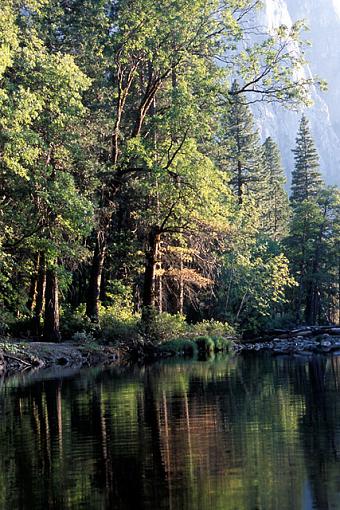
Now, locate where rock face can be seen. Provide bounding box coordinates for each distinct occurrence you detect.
[253,0,340,186]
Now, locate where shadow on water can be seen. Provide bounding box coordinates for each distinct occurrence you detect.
[1,355,340,509]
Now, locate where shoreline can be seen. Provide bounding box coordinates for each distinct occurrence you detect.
[1,325,340,377]
[0,340,122,376]
[236,326,340,355]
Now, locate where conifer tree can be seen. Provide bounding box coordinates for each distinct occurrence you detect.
[222,81,263,204]
[291,115,323,204]
[285,118,340,324]
[262,137,290,239]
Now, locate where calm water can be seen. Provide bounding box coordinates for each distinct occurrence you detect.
[1,354,340,510]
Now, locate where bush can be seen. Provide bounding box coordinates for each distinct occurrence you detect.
[211,336,234,352]
[60,305,94,338]
[60,304,236,349]
[195,336,215,353]
[61,302,140,344]
[158,338,198,357]
[72,330,96,344]
[142,312,187,343]
[0,320,9,338]
[189,319,236,339]
[6,315,36,338]
[99,314,140,345]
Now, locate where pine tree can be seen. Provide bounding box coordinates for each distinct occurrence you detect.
[262,137,290,239]
[291,115,323,204]
[285,118,340,324]
[221,81,263,204]
[287,187,339,324]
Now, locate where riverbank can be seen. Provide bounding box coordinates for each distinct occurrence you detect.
[0,340,121,375]
[1,325,340,376]
[236,326,340,355]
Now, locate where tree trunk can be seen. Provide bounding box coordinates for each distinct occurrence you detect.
[179,254,184,315]
[142,227,161,314]
[43,268,61,342]
[237,159,243,204]
[86,231,107,321]
[34,252,46,336]
[158,268,163,313]
[305,282,317,325]
[27,253,40,312]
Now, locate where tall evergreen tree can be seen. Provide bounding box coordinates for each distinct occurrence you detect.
[287,187,340,324]
[262,137,290,239]
[221,81,263,204]
[291,115,323,204]
[286,118,340,324]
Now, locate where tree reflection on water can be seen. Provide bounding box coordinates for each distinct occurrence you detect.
[1,355,340,510]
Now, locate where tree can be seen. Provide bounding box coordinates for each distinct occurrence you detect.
[219,81,263,204]
[262,137,290,239]
[287,188,340,324]
[0,4,93,339]
[284,116,340,324]
[291,115,323,204]
[0,0,331,339]
[214,199,295,330]
[41,0,318,322]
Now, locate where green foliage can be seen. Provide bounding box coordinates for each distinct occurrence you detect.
[143,312,187,343]
[159,334,234,358]
[195,335,234,354]
[158,338,198,357]
[212,336,234,352]
[291,115,323,204]
[189,320,236,339]
[0,0,336,342]
[61,300,140,344]
[262,137,290,239]
[195,335,215,353]
[98,308,140,345]
[219,81,263,204]
[286,187,340,324]
[60,305,95,340]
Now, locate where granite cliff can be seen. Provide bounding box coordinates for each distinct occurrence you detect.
[253,0,340,185]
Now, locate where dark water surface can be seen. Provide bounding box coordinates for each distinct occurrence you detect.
[1,354,340,510]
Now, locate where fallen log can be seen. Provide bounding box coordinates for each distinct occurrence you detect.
[3,354,32,367]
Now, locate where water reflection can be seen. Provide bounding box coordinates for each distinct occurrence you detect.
[1,355,340,509]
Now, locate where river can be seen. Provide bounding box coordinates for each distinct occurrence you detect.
[0,354,340,509]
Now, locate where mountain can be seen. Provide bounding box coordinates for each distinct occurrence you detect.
[253,0,340,186]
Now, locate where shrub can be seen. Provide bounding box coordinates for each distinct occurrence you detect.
[212,336,234,352]
[142,312,187,343]
[72,330,95,344]
[96,298,140,344]
[195,336,215,353]
[158,338,198,357]
[99,314,140,345]
[189,319,236,339]
[0,320,9,338]
[6,315,35,338]
[60,304,95,339]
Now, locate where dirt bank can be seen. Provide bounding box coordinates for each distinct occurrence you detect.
[0,340,121,375]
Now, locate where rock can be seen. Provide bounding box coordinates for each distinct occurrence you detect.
[238,329,340,356]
